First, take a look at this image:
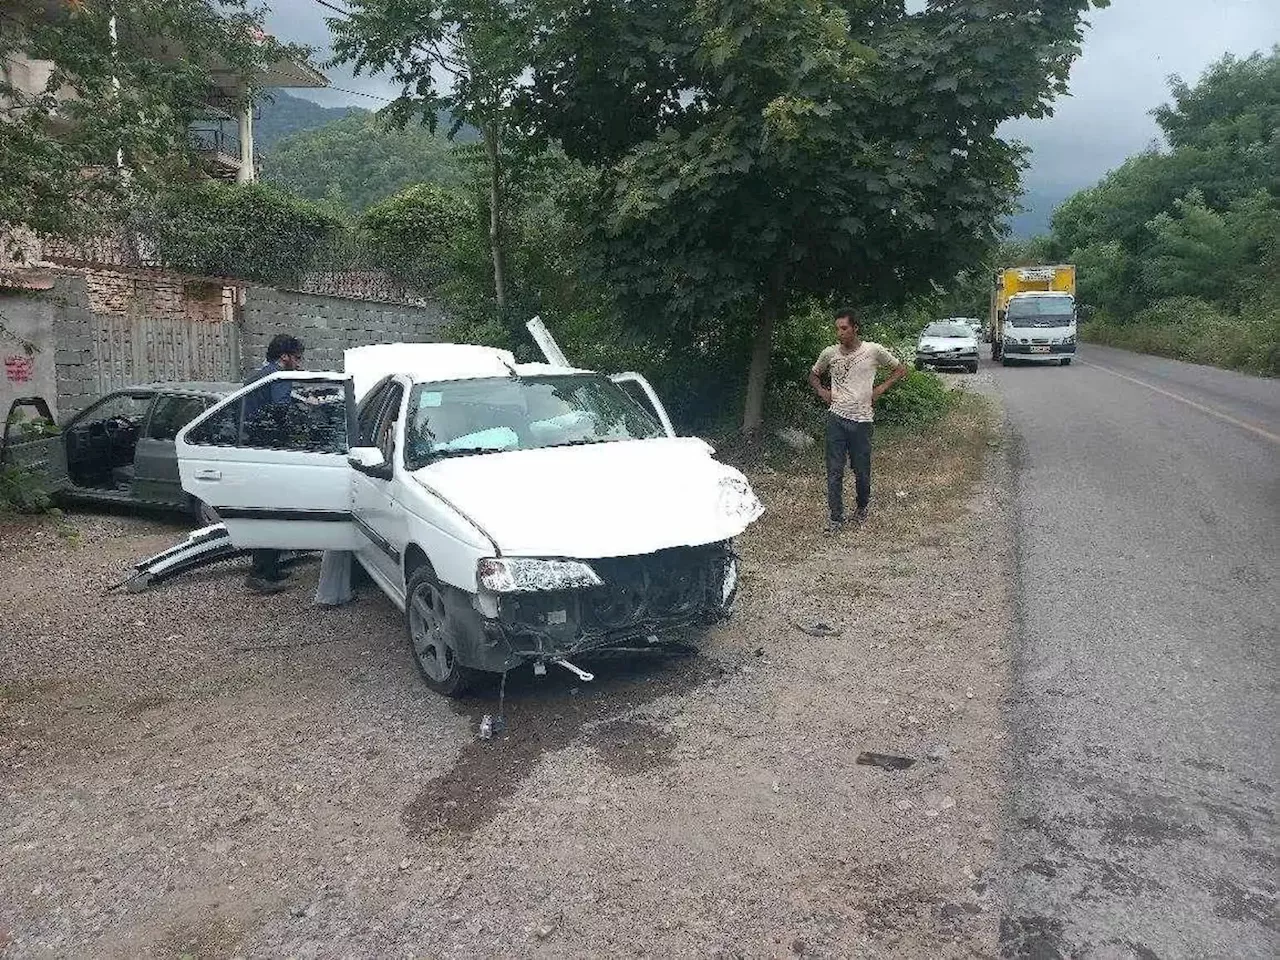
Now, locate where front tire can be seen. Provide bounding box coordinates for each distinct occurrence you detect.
[914,360,924,371]
[1061,358,1072,366]
[406,566,477,697]
[1001,356,1013,367]
[966,360,979,374]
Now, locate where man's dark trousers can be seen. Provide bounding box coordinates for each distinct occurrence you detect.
[826,413,873,522]
[250,549,283,582]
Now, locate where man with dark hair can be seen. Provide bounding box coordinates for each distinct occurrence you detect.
[242,334,305,594]
[808,308,908,532]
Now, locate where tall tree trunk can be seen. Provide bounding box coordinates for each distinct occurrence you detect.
[741,267,786,436]
[484,124,507,313]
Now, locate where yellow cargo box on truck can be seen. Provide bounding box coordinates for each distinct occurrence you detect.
[990,264,1078,366]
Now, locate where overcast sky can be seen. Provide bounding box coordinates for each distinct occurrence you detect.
[264,0,1280,230]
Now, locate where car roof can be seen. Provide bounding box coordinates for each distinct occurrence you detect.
[345,343,591,399]
[126,381,240,396]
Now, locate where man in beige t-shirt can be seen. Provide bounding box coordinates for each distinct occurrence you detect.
[808,309,908,531]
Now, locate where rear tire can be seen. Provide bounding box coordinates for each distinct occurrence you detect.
[405,565,477,697]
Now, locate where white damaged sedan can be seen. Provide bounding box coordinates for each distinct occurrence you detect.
[175,342,763,695]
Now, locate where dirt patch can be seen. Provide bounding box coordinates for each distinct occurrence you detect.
[0,381,1013,957]
[588,718,679,776]
[155,909,247,960]
[402,654,721,837]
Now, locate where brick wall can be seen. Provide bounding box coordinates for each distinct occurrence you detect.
[240,285,447,376]
[84,270,233,327]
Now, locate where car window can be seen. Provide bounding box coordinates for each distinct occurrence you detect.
[146,395,211,442]
[376,383,405,463]
[73,392,154,427]
[356,378,393,446]
[186,378,350,454]
[923,323,973,338]
[405,374,664,468]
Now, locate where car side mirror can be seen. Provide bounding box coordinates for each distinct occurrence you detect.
[348,445,392,480]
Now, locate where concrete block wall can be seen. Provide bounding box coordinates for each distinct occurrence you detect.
[0,274,94,423]
[51,275,97,418]
[240,286,447,376]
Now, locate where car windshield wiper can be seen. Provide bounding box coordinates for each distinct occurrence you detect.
[540,438,612,449]
[417,446,507,464]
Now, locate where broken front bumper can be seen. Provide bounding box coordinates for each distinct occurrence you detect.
[468,543,739,671]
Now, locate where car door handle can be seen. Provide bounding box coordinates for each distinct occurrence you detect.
[194,468,222,481]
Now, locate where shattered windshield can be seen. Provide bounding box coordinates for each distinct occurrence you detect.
[1007,298,1075,327]
[404,374,665,467]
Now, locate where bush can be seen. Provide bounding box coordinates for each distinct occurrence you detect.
[144,181,348,283]
[0,465,54,514]
[873,369,954,431]
[359,183,473,289]
[1081,293,1280,376]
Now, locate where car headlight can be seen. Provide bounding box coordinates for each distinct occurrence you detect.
[1003,334,1016,344]
[718,475,763,523]
[476,557,603,593]
[1065,334,1076,344]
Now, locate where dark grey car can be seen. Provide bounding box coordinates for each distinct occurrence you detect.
[3,382,238,520]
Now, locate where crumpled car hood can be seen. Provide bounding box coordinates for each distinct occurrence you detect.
[412,437,763,558]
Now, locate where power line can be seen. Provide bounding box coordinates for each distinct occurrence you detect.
[312,0,352,17]
[322,83,395,102]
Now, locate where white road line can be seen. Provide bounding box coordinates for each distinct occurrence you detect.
[1078,359,1280,445]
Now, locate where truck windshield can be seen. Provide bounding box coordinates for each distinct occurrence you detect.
[404,374,665,467]
[1007,299,1075,327]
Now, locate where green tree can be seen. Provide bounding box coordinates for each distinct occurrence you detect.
[0,0,309,238]
[328,0,535,317]
[1143,189,1280,311]
[1050,48,1279,324]
[261,111,463,211]
[1052,48,1279,263]
[359,182,473,288]
[525,0,1108,433]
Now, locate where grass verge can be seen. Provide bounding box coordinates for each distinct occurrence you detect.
[736,391,996,567]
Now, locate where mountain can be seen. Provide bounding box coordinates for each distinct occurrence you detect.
[254,88,369,152]
[260,111,463,211]
[1007,185,1077,239]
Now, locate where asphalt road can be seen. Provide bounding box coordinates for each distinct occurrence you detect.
[991,344,1279,958]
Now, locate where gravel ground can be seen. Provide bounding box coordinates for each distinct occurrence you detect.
[1,373,1014,958]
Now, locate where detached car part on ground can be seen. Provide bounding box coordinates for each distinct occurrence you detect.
[915,321,980,373]
[2,383,235,522]
[173,335,763,696]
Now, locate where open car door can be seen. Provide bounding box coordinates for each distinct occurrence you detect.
[1,397,69,492]
[176,372,359,550]
[609,373,676,438]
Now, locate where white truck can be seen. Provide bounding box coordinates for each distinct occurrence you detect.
[990,265,1078,367]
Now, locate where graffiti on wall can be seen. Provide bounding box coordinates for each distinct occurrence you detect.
[4,354,33,383]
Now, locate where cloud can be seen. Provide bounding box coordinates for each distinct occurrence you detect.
[1009,0,1279,203]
